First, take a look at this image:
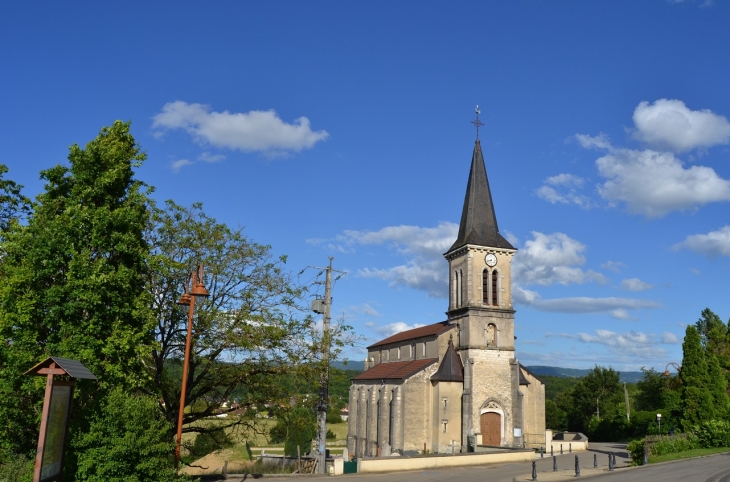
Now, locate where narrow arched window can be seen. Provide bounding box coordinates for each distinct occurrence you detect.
[460,269,465,306]
[482,269,489,304]
[492,269,498,306]
[454,270,460,307]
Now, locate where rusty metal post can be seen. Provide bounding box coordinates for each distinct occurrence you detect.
[33,366,56,482]
[174,291,196,469]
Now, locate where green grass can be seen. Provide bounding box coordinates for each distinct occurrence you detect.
[649,447,730,464]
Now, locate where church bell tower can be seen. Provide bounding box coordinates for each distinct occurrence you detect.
[444,109,521,449]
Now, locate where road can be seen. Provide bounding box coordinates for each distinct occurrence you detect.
[225,444,730,482]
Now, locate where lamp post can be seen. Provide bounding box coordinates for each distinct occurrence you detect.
[174,265,210,469]
[663,362,681,378]
[657,413,662,433]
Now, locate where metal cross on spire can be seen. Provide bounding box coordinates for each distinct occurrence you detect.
[471,105,484,140]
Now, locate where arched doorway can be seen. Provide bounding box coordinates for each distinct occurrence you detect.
[480,412,501,446]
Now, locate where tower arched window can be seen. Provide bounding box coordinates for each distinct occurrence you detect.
[454,270,461,307]
[491,269,499,306]
[460,269,465,306]
[482,269,490,305]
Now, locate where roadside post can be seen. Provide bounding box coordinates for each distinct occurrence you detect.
[25,357,97,482]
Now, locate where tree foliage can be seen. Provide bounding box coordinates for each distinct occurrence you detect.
[0,121,154,461]
[73,388,188,482]
[680,325,714,428]
[143,200,320,438]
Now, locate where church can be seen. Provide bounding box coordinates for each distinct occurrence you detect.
[346,124,546,456]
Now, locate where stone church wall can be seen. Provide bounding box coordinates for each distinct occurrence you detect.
[520,369,546,443]
[469,348,516,446]
[431,381,463,453]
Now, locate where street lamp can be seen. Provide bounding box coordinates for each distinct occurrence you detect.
[663,362,681,377]
[174,265,210,469]
[657,413,662,433]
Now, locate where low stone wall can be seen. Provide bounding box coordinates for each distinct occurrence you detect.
[548,432,589,453]
[356,449,533,473]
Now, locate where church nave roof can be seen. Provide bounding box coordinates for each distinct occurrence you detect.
[352,358,438,381]
[367,321,453,349]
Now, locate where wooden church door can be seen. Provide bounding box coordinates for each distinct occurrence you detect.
[480,412,501,446]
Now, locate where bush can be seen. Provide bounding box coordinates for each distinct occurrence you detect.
[72,388,188,482]
[650,436,699,456]
[626,439,645,465]
[326,408,344,424]
[326,429,336,440]
[269,407,317,457]
[190,427,234,459]
[0,453,33,482]
[694,420,730,448]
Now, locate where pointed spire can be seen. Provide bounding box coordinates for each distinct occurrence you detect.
[431,336,464,382]
[448,140,514,253]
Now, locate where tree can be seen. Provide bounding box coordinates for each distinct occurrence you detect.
[680,325,714,428]
[707,354,729,419]
[0,122,154,466]
[143,201,319,442]
[0,164,30,233]
[73,388,188,482]
[695,308,726,354]
[269,405,317,457]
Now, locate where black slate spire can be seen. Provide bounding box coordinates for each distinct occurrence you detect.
[448,140,514,253]
[431,336,464,382]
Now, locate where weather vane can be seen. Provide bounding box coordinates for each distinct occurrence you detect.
[471,105,484,140]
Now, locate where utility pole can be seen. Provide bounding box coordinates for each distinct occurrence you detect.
[308,257,345,474]
[624,382,630,422]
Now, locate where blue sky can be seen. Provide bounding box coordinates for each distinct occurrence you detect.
[2,1,729,372]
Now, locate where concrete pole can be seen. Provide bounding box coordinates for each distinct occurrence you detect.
[317,257,333,473]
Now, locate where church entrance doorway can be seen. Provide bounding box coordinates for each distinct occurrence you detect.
[480,412,501,446]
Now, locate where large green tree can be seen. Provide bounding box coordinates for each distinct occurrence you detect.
[0,122,154,464]
[680,325,714,428]
[143,201,321,443]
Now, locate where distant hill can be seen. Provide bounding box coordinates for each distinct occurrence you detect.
[526,366,644,383]
[333,361,644,383]
[332,360,364,371]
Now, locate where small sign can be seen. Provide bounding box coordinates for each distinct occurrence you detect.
[40,385,72,480]
[513,428,522,437]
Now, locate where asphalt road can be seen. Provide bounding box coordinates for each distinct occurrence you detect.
[227,444,730,482]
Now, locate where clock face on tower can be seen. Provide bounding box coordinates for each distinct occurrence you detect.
[485,253,497,267]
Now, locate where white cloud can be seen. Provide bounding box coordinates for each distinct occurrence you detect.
[545,173,585,187]
[662,332,680,344]
[601,261,626,273]
[620,278,653,292]
[552,328,675,358]
[317,222,459,298]
[198,152,226,163]
[522,296,661,315]
[373,322,426,338]
[348,303,381,317]
[171,159,193,171]
[633,99,730,151]
[576,133,612,150]
[512,232,606,286]
[673,226,730,257]
[611,309,632,320]
[152,101,328,155]
[536,174,591,208]
[593,145,730,217]
[503,230,520,247]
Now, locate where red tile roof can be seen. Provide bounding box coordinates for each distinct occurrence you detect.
[367,321,453,348]
[352,358,438,381]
